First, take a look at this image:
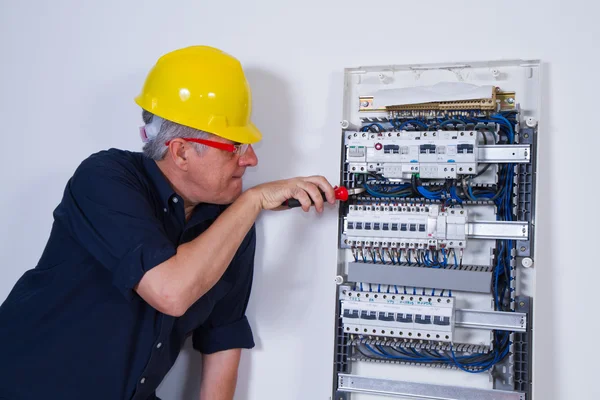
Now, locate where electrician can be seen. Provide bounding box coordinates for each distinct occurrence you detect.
[0,45,336,400]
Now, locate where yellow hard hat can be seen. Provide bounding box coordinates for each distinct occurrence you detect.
[135,45,262,144]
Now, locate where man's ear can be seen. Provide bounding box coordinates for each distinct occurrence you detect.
[167,139,190,171]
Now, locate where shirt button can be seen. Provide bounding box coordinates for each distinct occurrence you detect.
[156,342,162,349]
[163,208,168,213]
[140,377,146,384]
[172,197,179,203]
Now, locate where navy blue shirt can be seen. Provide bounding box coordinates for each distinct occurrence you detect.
[0,149,255,400]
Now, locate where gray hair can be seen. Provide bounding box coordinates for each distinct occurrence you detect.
[142,110,213,160]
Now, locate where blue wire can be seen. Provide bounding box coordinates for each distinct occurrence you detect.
[399,120,428,130]
[364,185,412,198]
[442,248,448,266]
[453,250,458,267]
[417,186,445,200]
[450,186,463,203]
[361,123,386,132]
[362,343,508,372]
[439,119,465,126]
[490,114,515,143]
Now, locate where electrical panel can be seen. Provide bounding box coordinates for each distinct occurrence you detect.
[332,61,539,400]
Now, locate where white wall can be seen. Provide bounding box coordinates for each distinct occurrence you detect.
[0,1,597,399]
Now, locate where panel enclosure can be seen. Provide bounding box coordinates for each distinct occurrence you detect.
[332,60,539,400]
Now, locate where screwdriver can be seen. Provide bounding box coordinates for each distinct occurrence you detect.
[283,186,366,208]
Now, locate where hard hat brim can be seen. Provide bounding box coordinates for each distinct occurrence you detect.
[212,121,263,145]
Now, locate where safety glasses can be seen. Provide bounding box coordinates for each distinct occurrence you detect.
[165,138,249,155]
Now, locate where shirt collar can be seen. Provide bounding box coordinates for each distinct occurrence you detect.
[142,155,177,207]
[142,154,225,224]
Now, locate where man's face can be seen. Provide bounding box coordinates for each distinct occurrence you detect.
[185,137,259,204]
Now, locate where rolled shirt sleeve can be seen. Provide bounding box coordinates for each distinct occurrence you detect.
[56,155,177,300]
[192,225,256,354]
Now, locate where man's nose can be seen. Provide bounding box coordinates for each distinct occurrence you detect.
[239,145,258,167]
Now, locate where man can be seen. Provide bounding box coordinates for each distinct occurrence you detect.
[0,45,335,400]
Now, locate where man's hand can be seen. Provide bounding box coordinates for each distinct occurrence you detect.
[247,175,336,213]
[199,349,241,400]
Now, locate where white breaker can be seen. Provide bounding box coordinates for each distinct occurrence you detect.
[345,130,478,179]
[340,289,456,342]
[344,204,467,250]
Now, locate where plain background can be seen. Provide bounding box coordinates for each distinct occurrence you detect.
[0,1,597,399]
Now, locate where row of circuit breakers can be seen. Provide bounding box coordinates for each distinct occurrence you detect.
[341,292,456,342]
[345,204,466,250]
[346,130,478,179]
[332,67,537,400]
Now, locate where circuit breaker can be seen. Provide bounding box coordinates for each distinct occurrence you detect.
[332,61,539,400]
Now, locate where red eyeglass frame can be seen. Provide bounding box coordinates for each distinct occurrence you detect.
[165,138,248,155]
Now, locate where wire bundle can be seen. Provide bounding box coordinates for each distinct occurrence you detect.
[355,342,509,373]
[352,246,459,269]
[362,110,517,144]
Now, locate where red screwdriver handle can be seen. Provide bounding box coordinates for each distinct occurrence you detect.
[334,186,349,201]
[284,186,348,208]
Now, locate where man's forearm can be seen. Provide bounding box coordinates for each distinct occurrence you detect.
[199,349,241,400]
[136,189,261,316]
